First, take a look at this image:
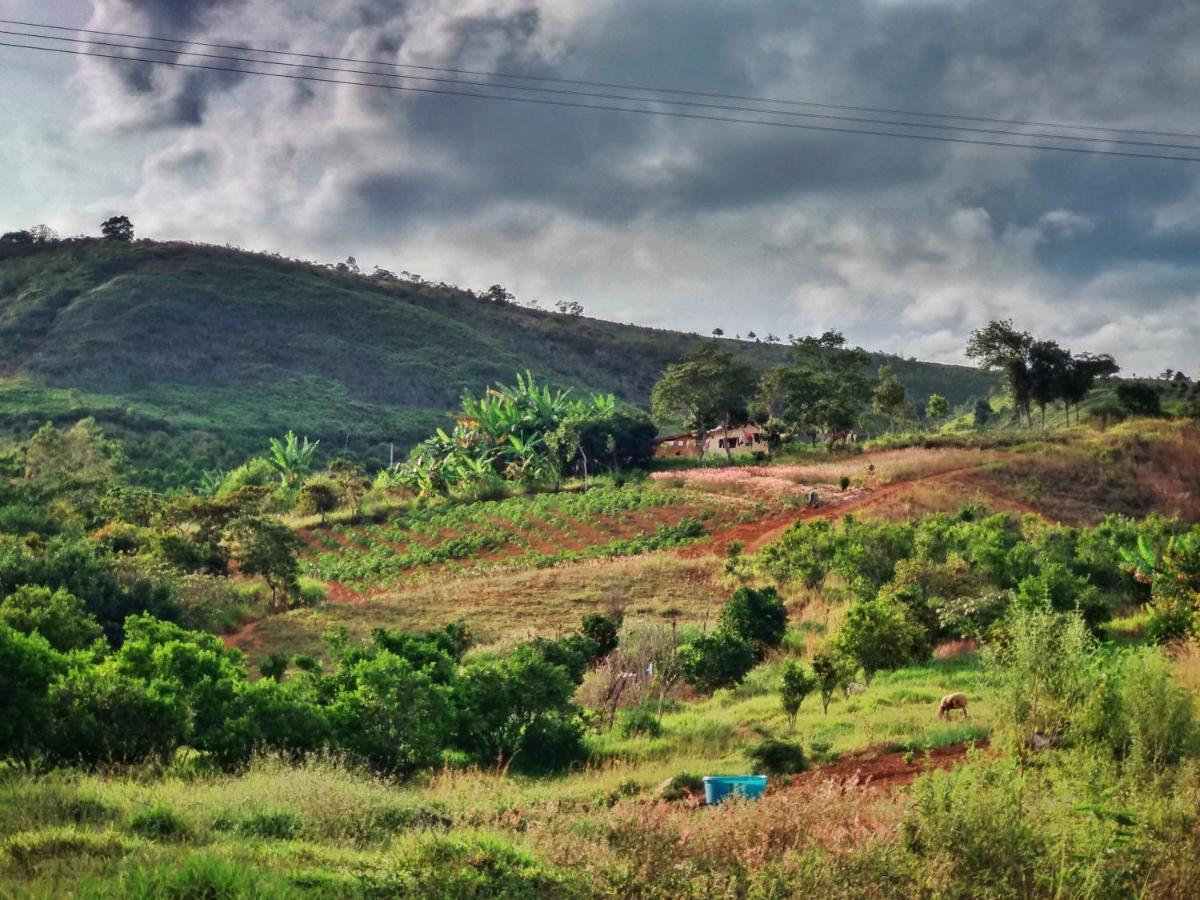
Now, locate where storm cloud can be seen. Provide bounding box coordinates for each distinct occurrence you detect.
[6,0,1200,374]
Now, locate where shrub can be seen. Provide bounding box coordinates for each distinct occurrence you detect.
[128,805,189,842]
[832,597,930,684]
[838,475,851,491]
[297,477,340,520]
[658,772,705,800]
[1121,649,1198,775]
[581,613,620,657]
[233,809,303,840]
[1145,600,1193,645]
[619,707,663,739]
[901,759,1043,895]
[0,585,102,652]
[679,631,757,693]
[718,586,788,653]
[747,738,808,775]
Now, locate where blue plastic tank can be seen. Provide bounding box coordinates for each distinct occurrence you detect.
[702,775,768,804]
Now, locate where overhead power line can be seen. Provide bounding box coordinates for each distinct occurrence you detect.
[5,15,1198,142]
[4,27,1200,153]
[3,39,1200,163]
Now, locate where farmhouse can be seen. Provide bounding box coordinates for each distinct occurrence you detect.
[652,424,768,458]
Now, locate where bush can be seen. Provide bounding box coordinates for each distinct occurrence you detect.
[658,772,705,801]
[832,597,929,684]
[901,759,1043,895]
[718,586,788,653]
[128,805,190,841]
[619,707,663,739]
[1121,650,1198,775]
[1145,600,1194,645]
[679,630,757,693]
[581,613,620,657]
[779,660,817,729]
[0,585,103,652]
[231,809,303,840]
[747,738,808,775]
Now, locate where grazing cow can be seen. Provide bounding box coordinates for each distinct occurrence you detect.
[806,489,821,509]
[842,681,867,698]
[937,692,969,719]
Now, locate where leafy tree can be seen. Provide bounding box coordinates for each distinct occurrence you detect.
[779,660,817,730]
[485,284,514,305]
[873,365,908,431]
[267,431,319,487]
[678,630,756,693]
[652,342,757,460]
[0,623,65,766]
[718,585,788,654]
[48,663,187,766]
[1027,340,1072,428]
[966,320,1034,427]
[231,517,302,610]
[1061,353,1119,424]
[0,585,103,652]
[925,393,951,422]
[100,215,134,241]
[784,331,872,445]
[23,419,124,523]
[456,645,583,771]
[985,607,1098,752]
[712,328,724,337]
[832,597,929,684]
[297,477,339,522]
[811,650,849,714]
[0,229,33,244]
[1116,383,1163,417]
[326,650,454,774]
[326,458,370,514]
[755,518,837,589]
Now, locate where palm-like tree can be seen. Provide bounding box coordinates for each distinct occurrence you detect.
[267,431,319,487]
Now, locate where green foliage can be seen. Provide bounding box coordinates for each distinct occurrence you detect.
[0,585,102,651]
[1120,649,1198,775]
[832,597,930,684]
[747,737,808,775]
[1116,382,1162,417]
[678,631,756,694]
[811,651,851,714]
[402,372,630,494]
[0,623,65,765]
[127,805,189,842]
[973,397,992,427]
[618,707,663,739]
[580,613,621,658]
[296,477,339,520]
[651,342,757,456]
[985,607,1098,750]
[231,516,302,610]
[925,393,950,421]
[455,645,584,772]
[873,364,908,430]
[718,585,788,654]
[266,430,319,487]
[779,659,817,730]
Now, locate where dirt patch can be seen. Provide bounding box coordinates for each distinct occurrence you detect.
[777,739,987,795]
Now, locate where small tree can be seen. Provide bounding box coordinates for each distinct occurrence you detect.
[581,613,620,658]
[832,597,929,684]
[267,431,319,487]
[925,393,950,423]
[718,586,788,655]
[232,517,302,610]
[811,651,848,714]
[678,631,756,693]
[297,478,339,522]
[779,660,817,730]
[1116,383,1163,417]
[873,365,908,431]
[100,215,134,242]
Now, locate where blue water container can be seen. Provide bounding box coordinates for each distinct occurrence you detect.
[702,775,768,804]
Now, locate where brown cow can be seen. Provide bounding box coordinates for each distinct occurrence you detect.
[937,692,969,719]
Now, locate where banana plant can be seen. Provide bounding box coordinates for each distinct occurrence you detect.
[267,431,319,487]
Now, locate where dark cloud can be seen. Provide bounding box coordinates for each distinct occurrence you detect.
[50,0,1200,372]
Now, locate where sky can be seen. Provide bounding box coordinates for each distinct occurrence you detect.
[2,0,1199,375]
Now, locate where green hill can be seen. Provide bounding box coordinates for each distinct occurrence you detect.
[0,238,998,485]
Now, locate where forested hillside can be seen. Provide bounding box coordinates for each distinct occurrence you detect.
[0,239,997,484]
